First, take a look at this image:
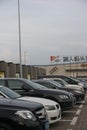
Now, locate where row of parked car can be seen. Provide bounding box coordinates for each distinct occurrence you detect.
[0,75,86,130]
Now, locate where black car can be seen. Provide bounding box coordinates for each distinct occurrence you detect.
[33,79,85,102]
[37,75,86,90]
[0,78,74,111]
[0,98,49,130]
[37,75,80,84]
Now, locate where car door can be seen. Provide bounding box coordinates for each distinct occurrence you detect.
[6,79,44,97]
[6,79,25,94]
[0,80,6,87]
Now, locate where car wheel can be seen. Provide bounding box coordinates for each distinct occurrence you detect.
[0,123,13,130]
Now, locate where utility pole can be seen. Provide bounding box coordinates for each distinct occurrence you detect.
[18,0,22,78]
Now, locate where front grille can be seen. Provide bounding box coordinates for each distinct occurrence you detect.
[56,104,59,109]
[51,117,58,120]
[36,108,47,121]
[69,93,74,99]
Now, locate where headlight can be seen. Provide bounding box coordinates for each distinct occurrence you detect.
[59,95,69,99]
[15,110,36,121]
[45,105,55,110]
[79,83,84,87]
[81,88,84,92]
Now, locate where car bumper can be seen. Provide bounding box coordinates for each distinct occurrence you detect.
[75,93,85,102]
[11,117,49,130]
[47,108,61,124]
[59,100,74,111]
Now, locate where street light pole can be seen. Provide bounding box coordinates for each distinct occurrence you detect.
[18,0,22,78]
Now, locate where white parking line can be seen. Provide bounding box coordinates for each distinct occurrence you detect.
[70,117,78,125]
[63,111,76,113]
[59,119,72,122]
[73,105,79,108]
[67,101,84,129]
[77,101,85,104]
[76,109,81,115]
[79,104,83,109]
[82,101,85,104]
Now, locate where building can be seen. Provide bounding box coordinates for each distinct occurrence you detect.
[36,62,87,78]
[0,61,46,80]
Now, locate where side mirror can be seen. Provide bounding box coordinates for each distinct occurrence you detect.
[21,85,29,91]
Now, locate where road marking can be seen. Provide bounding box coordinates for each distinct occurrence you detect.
[82,101,85,104]
[67,129,73,130]
[59,119,72,122]
[79,104,83,109]
[76,109,81,115]
[63,111,76,113]
[70,117,78,125]
[73,105,79,108]
[77,101,85,104]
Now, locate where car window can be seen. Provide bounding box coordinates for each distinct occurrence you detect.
[61,77,78,84]
[50,80,62,87]
[0,87,21,99]
[8,80,23,89]
[0,80,5,86]
[37,82,57,89]
[23,79,47,89]
[54,80,65,87]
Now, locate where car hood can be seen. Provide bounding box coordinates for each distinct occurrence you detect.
[0,98,43,111]
[66,84,82,89]
[65,84,84,91]
[36,88,71,96]
[18,96,58,106]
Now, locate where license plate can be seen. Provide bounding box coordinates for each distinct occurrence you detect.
[45,122,49,130]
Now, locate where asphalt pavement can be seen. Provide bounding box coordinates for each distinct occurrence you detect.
[50,93,87,130]
[67,96,87,130]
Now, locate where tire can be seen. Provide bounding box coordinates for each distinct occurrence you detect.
[0,123,13,130]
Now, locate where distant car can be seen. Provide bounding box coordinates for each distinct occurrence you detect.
[33,79,85,103]
[0,85,61,124]
[0,96,49,130]
[53,78,84,92]
[37,75,82,85]
[0,78,75,111]
[50,78,85,92]
[38,75,85,91]
[76,78,87,92]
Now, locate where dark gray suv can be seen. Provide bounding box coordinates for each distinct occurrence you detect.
[0,98,49,130]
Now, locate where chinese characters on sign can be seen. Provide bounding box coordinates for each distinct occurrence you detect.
[63,56,87,62]
[50,55,87,64]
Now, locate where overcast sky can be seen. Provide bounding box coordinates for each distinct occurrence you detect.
[0,0,87,65]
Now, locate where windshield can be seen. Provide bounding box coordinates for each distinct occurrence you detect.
[55,79,68,86]
[0,86,21,99]
[22,79,47,90]
[49,80,63,87]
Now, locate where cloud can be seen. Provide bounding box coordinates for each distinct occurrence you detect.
[0,0,87,65]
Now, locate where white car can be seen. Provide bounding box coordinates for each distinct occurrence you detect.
[19,96,61,124]
[0,86,61,124]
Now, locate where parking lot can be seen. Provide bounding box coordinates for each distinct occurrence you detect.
[50,94,87,130]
